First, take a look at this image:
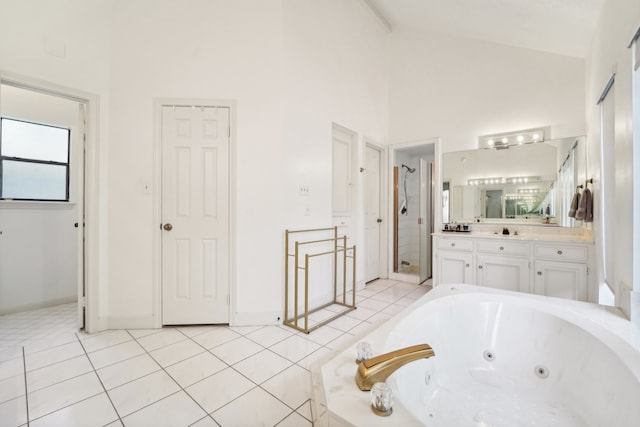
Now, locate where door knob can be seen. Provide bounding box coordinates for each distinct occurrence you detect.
[163,223,173,231]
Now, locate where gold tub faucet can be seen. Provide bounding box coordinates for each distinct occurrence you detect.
[355,343,435,391]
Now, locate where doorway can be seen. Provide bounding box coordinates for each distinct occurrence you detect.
[159,103,231,325]
[485,189,503,218]
[0,77,97,331]
[389,139,438,284]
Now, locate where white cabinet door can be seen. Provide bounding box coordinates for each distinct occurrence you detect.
[534,260,587,301]
[437,250,473,285]
[476,255,530,293]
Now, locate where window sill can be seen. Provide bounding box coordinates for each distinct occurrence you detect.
[0,200,76,210]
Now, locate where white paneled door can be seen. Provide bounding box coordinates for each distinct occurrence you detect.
[364,144,382,283]
[161,105,230,325]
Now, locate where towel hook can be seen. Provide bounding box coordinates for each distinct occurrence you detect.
[585,178,593,186]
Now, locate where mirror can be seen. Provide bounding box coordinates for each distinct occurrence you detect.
[442,136,586,226]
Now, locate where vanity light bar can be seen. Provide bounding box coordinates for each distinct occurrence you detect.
[468,177,503,185]
[479,128,545,150]
[506,195,537,201]
[506,176,541,184]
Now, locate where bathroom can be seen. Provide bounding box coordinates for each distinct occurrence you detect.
[0,0,639,425]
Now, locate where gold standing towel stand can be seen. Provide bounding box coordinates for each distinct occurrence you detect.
[284,227,357,334]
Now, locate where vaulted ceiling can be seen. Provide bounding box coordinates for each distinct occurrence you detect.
[366,0,606,58]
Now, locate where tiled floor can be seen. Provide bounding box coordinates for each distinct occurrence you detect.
[0,279,430,427]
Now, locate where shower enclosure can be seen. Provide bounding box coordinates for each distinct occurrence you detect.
[392,145,435,283]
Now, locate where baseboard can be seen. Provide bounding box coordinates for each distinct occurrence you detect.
[104,312,281,331]
[231,311,281,326]
[0,295,77,316]
[106,315,157,330]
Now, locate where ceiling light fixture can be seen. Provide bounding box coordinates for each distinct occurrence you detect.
[478,127,546,150]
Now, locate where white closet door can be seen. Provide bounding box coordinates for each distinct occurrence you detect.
[161,105,230,325]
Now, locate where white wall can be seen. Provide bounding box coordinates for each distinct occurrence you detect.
[388,29,586,152]
[1,0,389,328]
[0,207,77,313]
[1,0,112,327]
[281,0,389,292]
[0,85,80,313]
[586,0,640,321]
[105,0,285,326]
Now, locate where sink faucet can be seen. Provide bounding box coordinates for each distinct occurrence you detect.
[355,344,435,391]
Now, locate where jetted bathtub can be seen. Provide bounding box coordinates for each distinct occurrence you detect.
[314,284,640,427]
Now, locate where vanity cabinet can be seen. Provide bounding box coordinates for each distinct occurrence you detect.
[475,240,530,293]
[533,260,587,300]
[532,242,589,300]
[476,255,530,293]
[433,234,594,302]
[435,237,474,285]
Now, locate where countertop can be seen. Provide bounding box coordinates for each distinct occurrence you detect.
[433,230,593,244]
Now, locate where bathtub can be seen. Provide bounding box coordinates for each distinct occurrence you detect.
[313,284,640,427]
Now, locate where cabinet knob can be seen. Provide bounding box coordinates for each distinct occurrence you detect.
[465,263,470,267]
[499,246,504,251]
[478,265,483,269]
[537,271,542,276]
[451,243,455,247]
[557,250,563,255]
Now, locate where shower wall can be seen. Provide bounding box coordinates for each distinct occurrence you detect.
[396,153,420,274]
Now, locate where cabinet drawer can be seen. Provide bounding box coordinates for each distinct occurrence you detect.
[476,240,529,256]
[534,244,588,262]
[436,238,473,251]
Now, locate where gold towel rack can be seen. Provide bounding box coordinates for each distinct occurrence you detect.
[284,227,357,334]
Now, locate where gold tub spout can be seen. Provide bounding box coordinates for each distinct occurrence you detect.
[355,343,435,391]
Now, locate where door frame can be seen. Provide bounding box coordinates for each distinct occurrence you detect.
[388,138,440,283]
[0,71,101,332]
[152,98,236,328]
[363,139,387,282]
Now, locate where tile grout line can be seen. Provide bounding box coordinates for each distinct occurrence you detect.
[174,327,312,424]
[122,329,219,425]
[22,347,30,427]
[172,327,304,423]
[75,333,124,426]
[2,281,427,427]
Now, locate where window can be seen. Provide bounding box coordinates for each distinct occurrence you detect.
[0,117,70,201]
